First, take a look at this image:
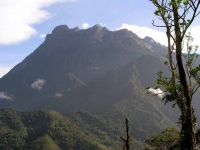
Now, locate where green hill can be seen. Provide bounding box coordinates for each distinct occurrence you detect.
[0,107,173,150]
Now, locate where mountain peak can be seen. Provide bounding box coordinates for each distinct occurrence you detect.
[74,26,80,31]
[52,25,69,34]
[90,24,109,32]
[90,24,103,32]
[93,24,101,28]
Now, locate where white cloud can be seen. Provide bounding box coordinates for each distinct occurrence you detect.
[0,0,76,45]
[0,92,13,100]
[188,26,200,49]
[82,23,90,29]
[117,24,167,46]
[148,87,164,99]
[0,66,13,78]
[31,79,45,90]
[54,93,63,97]
[40,34,46,38]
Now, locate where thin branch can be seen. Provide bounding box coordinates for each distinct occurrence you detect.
[120,137,126,142]
[192,84,200,97]
[181,1,200,38]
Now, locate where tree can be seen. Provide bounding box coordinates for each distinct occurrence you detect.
[144,127,180,150]
[120,117,130,150]
[148,0,200,149]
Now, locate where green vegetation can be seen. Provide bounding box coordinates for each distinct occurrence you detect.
[144,127,200,150]
[0,106,173,150]
[0,109,112,150]
[28,134,61,150]
[144,127,180,150]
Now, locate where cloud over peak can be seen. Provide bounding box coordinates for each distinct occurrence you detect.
[82,23,90,29]
[117,24,167,46]
[117,23,200,53]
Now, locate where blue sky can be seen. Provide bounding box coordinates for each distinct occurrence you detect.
[1,0,200,78]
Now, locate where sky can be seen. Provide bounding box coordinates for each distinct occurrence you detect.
[1,0,200,78]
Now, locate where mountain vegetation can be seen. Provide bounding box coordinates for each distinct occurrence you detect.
[0,109,116,150]
[0,108,170,150]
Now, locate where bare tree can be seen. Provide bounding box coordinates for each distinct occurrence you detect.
[120,117,130,150]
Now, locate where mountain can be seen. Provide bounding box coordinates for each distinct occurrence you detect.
[0,24,168,111]
[1,24,199,149]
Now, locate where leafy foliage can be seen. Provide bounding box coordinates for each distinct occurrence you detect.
[144,127,180,150]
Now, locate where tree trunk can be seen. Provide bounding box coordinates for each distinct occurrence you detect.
[120,118,130,150]
[172,2,197,149]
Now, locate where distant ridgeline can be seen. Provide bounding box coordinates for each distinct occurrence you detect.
[1,24,200,149]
